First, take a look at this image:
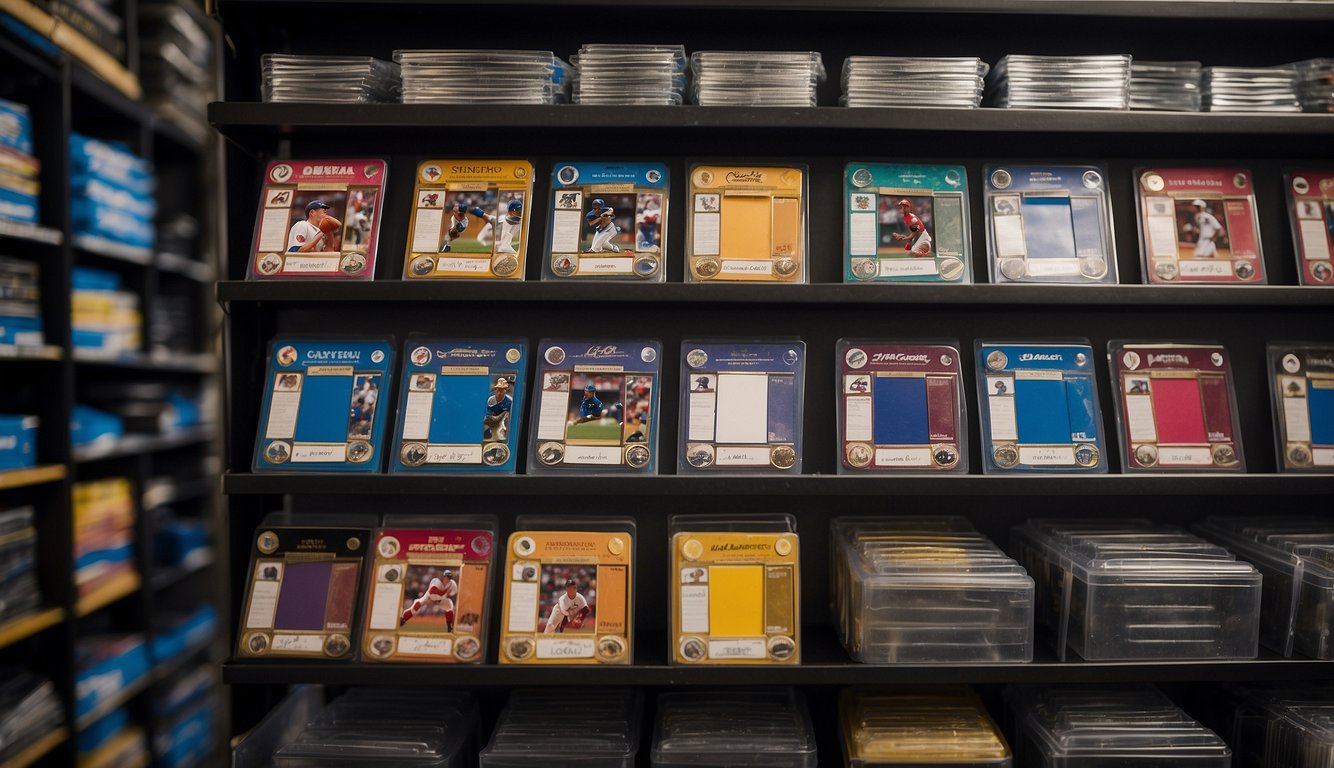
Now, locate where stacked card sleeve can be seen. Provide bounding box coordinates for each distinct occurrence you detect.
[0,256,42,349]
[840,687,1011,767]
[690,51,825,106]
[572,44,688,105]
[261,54,401,103]
[73,478,137,597]
[1005,685,1231,768]
[0,672,64,763]
[1011,518,1261,661]
[651,689,817,768]
[831,516,1034,664]
[71,267,141,358]
[0,99,41,228]
[1195,516,1334,659]
[394,50,570,105]
[841,56,987,108]
[1193,684,1334,767]
[270,689,476,767]
[984,55,1131,109]
[0,508,40,625]
[69,133,156,252]
[481,688,641,767]
[1294,58,1334,112]
[1129,61,1203,111]
[1203,65,1301,112]
[139,1,213,141]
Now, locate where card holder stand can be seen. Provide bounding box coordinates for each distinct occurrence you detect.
[840,687,1012,767]
[831,516,1034,664]
[270,688,477,767]
[651,688,817,768]
[480,688,641,768]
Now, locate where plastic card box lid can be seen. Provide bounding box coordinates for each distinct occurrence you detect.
[651,688,817,768]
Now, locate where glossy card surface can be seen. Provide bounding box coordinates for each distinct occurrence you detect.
[1137,168,1265,284]
[844,163,971,283]
[1269,344,1334,471]
[545,161,668,281]
[403,159,534,280]
[686,164,807,282]
[1285,171,1334,285]
[983,165,1116,284]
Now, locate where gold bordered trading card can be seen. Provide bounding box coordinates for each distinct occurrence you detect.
[403,159,533,279]
[686,164,807,282]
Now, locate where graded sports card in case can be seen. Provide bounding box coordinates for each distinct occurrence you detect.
[390,339,526,473]
[527,339,661,473]
[844,163,971,283]
[976,341,1107,473]
[544,161,668,281]
[1284,171,1334,285]
[670,513,800,665]
[1267,343,1334,472]
[498,517,634,666]
[1109,341,1244,472]
[679,340,805,473]
[236,512,373,660]
[686,164,807,282]
[983,164,1117,284]
[403,159,534,280]
[361,515,497,664]
[836,340,967,473]
[254,338,395,472]
[247,159,387,279]
[1136,168,1265,284]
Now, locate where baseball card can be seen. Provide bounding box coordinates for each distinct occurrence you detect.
[498,518,634,665]
[670,515,800,665]
[528,339,661,473]
[403,159,533,280]
[679,340,805,472]
[236,513,373,660]
[248,159,387,279]
[254,338,395,472]
[983,165,1117,284]
[1109,341,1245,472]
[1136,168,1265,284]
[361,515,496,663]
[1284,171,1334,285]
[545,161,668,281]
[976,341,1107,473]
[390,340,527,473]
[1268,344,1334,471]
[686,164,807,282]
[836,340,966,473]
[845,163,971,283]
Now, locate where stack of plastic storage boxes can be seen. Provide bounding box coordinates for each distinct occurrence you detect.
[840,687,1012,767]
[651,689,817,768]
[1011,518,1262,661]
[1193,684,1334,766]
[271,689,476,767]
[832,516,1034,664]
[481,689,640,768]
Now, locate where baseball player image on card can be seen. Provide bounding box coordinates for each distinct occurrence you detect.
[404,159,533,280]
[361,516,496,663]
[248,159,386,279]
[686,164,808,282]
[500,518,634,665]
[1284,171,1334,285]
[984,164,1117,284]
[845,163,970,283]
[1137,168,1264,284]
[544,162,668,281]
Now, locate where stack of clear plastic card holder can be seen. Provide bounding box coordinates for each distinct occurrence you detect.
[840,686,1012,768]
[690,51,825,106]
[261,54,401,103]
[480,688,642,768]
[1203,65,1301,112]
[651,689,817,768]
[394,50,571,104]
[1294,58,1334,112]
[984,55,1131,109]
[1195,684,1334,767]
[831,516,1033,664]
[1130,61,1203,111]
[572,44,687,105]
[842,57,987,108]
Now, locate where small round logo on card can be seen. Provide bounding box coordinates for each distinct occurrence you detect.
[986,350,1008,370]
[269,164,293,183]
[1142,172,1164,192]
[371,350,385,364]
[850,168,873,188]
[686,349,707,368]
[1075,352,1087,367]
[1082,170,1103,189]
[411,347,431,366]
[557,165,579,185]
[506,348,521,363]
[1123,351,1141,370]
[277,346,297,366]
[1233,173,1248,189]
[1211,352,1224,367]
[646,169,662,184]
[421,164,442,182]
[545,346,566,365]
[845,348,867,369]
[990,169,1012,189]
[1293,176,1310,194]
[783,349,799,366]
[641,347,657,363]
[1283,354,1301,373]
[378,536,400,558]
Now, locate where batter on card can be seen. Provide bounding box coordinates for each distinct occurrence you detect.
[1136,168,1265,284]
[404,160,533,280]
[545,162,668,280]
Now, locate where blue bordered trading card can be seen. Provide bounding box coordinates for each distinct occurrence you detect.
[528,340,662,473]
[844,163,971,283]
[983,164,1117,284]
[679,340,806,473]
[976,340,1106,473]
[1268,343,1334,473]
[836,340,967,473]
[390,340,527,473]
[544,162,668,281]
[254,338,395,472]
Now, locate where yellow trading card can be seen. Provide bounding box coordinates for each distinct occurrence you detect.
[403,159,533,280]
[687,165,806,282]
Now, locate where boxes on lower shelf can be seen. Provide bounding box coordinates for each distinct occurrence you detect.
[0,506,40,625]
[0,414,37,470]
[70,133,155,252]
[154,515,209,568]
[0,101,42,228]
[155,693,216,768]
[1192,684,1334,767]
[840,687,1011,767]
[483,688,637,768]
[652,689,817,768]
[75,633,150,719]
[1011,518,1262,661]
[73,478,137,598]
[272,688,476,767]
[0,671,64,763]
[71,405,125,450]
[72,267,142,358]
[150,604,216,664]
[0,255,44,348]
[832,516,1034,664]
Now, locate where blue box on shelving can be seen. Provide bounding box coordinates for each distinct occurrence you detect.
[71,404,124,449]
[0,315,43,347]
[0,98,33,155]
[0,185,38,225]
[0,414,37,470]
[150,605,217,664]
[77,706,128,753]
[69,134,155,197]
[72,198,155,249]
[75,634,150,719]
[154,518,208,566]
[157,700,215,768]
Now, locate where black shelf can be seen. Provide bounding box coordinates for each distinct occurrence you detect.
[157,252,216,283]
[74,428,218,464]
[149,552,215,591]
[73,351,218,374]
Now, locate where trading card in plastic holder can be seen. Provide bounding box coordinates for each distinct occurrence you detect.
[1268,344,1334,472]
[1284,171,1334,285]
[403,159,534,280]
[362,516,496,663]
[983,164,1117,284]
[528,339,661,473]
[391,340,526,473]
[248,159,387,279]
[545,161,668,281]
[670,517,800,665]
[845,163,971,283]
[237,513,373,660]
[1137,168,1265,284]
[1109,341,1244,472]
[679,340,805,473]
[686,164,807,282]
[254,338,395,472]
[499,520,634,665]
[836,340,966,473]
[976,340,1107,473]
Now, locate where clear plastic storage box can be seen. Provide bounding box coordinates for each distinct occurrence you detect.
[481,688,641,767]
[841,687,1012,767]
[651,689,817,768]
[1191,684,1334,767]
